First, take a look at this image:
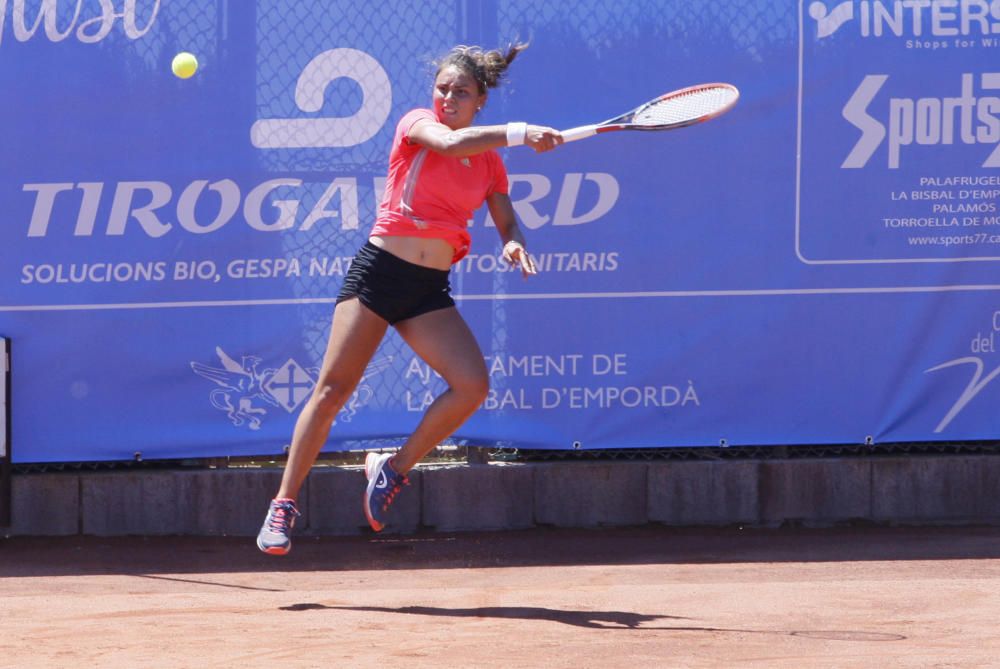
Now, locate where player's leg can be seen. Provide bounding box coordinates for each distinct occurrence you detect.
[394,307,489,471]
[258,298,388,554]
[362,306,488,531]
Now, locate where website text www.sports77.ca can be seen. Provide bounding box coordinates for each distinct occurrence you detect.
[908,232,1000,247]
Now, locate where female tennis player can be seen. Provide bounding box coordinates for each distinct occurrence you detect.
[257,43,563,554]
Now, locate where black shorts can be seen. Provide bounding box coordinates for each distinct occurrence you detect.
[336,241,455,325]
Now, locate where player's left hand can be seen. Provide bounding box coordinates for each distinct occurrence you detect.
[502,240,538,278]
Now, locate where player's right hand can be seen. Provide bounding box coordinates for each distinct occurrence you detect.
[525,126,563,153]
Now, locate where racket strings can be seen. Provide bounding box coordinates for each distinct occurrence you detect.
[633,87,737,126]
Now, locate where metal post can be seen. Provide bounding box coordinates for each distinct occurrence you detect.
[1,338,11,529]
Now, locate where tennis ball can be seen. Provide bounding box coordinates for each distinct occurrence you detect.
[171,52,198,79]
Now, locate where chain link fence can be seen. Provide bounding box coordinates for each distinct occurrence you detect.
[12,1,994,468]
[14,440,1000,474]
[252,1,461,429]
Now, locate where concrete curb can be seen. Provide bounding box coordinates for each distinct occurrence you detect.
[8,455,1000,536]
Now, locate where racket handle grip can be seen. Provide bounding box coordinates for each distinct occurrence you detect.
[560,125,598,143]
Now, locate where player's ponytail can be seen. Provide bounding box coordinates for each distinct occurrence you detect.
[436,42,529,94]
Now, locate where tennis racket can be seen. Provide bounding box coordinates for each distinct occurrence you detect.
[560,82,739,143]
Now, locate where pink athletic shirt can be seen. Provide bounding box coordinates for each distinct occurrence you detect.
[370,108,509,263]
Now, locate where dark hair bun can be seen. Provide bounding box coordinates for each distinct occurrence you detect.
[436,43,528,93]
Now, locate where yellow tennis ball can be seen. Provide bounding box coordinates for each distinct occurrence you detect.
[171,52,198,79]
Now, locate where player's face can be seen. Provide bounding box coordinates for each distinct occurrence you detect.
[433,66,485,130]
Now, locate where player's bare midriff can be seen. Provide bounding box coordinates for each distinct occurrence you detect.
[369,235,454,271]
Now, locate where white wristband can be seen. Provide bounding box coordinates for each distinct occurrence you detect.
[506,122,527,147]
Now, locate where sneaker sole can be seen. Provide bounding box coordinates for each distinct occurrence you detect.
[256,535,290,555]
[363,453,387,532]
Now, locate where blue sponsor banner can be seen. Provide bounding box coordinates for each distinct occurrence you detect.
[2,0,1000,462]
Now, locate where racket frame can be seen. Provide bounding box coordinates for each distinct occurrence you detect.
[560,82,739,143]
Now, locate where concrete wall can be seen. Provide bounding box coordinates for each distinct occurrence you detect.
[7,456,1000,537]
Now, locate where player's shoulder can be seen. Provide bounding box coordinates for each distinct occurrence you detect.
[396,108,439,147]
[398,108,437,131]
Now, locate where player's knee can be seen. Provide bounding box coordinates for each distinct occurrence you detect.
[453,373,489,407]
[310,380,354,418]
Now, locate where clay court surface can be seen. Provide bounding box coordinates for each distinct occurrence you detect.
[3,526,1000,668]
